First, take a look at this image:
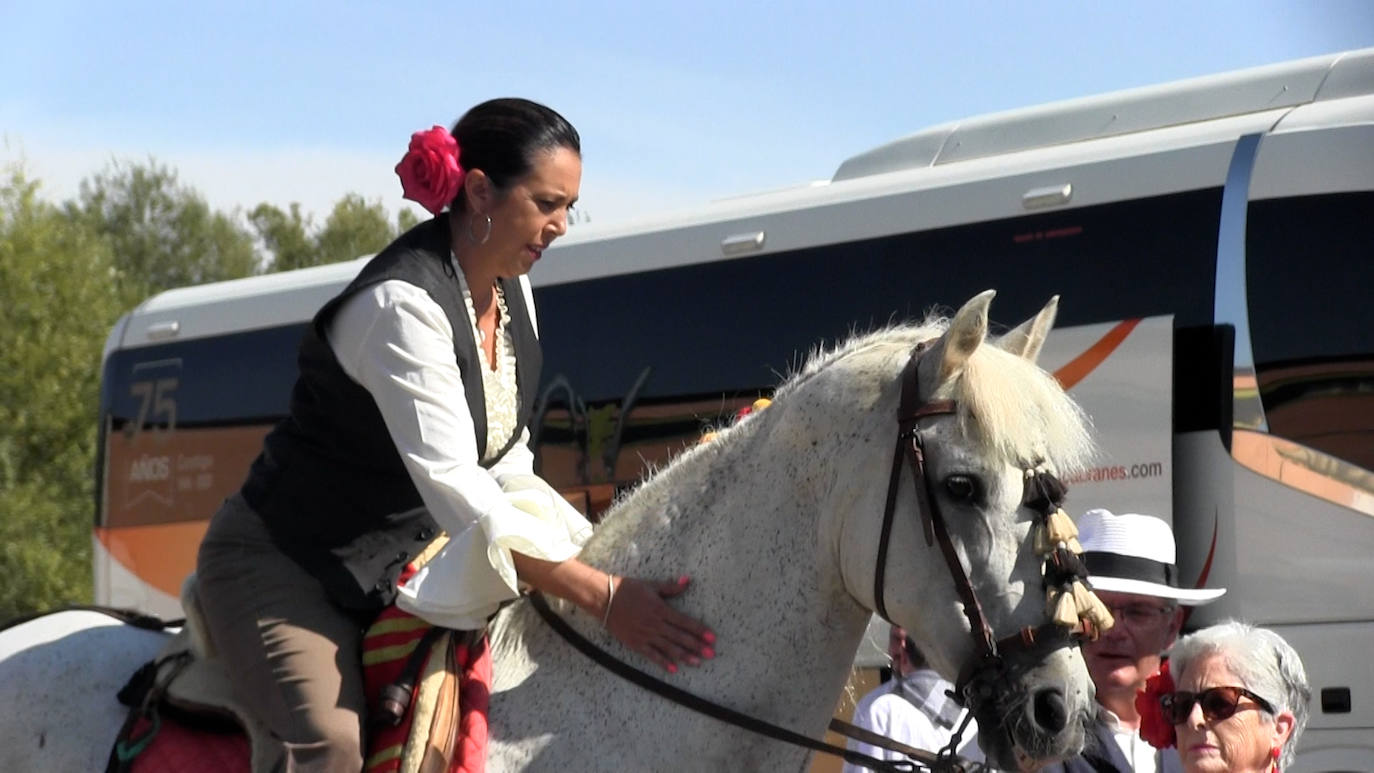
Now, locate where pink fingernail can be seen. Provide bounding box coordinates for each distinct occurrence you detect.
[702,647,715,659]
[667,663,678,674]
[678,575,690,585]
[703,631,716,644]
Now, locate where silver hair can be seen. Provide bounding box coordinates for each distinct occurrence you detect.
[1167,620,1310,768]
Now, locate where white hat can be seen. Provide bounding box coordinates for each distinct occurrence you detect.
[1077,509,1225,605]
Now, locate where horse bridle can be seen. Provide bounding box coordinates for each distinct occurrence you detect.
[871,341,1113,728]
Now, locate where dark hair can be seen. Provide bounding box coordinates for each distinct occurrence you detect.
[448,98,580,212]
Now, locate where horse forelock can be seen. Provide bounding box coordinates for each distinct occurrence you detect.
[955,343,1095,476]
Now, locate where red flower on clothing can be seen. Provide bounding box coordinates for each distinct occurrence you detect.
[1136,659,1177,749]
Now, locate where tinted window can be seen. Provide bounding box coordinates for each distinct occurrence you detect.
[1248,191,1374,472]
[100,325,306,430]
[534,189,1222,403]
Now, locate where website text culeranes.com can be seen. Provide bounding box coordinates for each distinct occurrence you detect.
[1063,461,1165,485]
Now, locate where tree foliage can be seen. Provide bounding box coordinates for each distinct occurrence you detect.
[316,194,395,266]
[64,160,259,306]
[251,194,400,272]
[249,201,317,272]
[0,168,122,617]
[0,157,410,621]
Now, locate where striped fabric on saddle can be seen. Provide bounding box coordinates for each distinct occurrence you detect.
[362,605,491,773]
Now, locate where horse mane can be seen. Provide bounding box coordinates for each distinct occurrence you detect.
[775,318,1095,476]
[589,316,1095,541]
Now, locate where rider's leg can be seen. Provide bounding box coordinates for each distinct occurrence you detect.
[196,493,368,772]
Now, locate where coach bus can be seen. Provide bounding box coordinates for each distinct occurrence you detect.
[97,49,1374,769]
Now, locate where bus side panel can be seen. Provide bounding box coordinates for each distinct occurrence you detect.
[1176,431,1374,745]
[100,424,274,605]
[96,324,304,611]
[1038,316,1174,522]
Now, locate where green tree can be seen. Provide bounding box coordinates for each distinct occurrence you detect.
[65,159,259,306]
[0,167,121,619]
[397,207,421,234]
[249,201,318,272]
[315,194,394,266]
[252,194,398,273]
[0,156,413,621]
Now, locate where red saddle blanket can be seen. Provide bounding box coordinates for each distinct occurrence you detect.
[363,606,491,773]
[126,608,491,773]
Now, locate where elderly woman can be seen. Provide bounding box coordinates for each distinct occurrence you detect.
[1160,621,1310,773]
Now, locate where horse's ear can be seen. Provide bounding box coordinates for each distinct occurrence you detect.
[921,290,993,395]
[1000,295,1059,364]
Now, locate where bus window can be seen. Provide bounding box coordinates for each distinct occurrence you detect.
[530,188,1224,489]
[1247,191,1374,474]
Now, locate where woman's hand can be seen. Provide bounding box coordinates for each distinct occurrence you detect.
[604,575,716,673]
[509,553,716,673]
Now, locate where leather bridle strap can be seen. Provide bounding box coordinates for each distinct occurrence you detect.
[872,344,997,660]
[527,592,977,772]
[908,430,997,660]
[873,349,948,624]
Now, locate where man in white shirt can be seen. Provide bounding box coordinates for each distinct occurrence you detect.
[842,625,983,772]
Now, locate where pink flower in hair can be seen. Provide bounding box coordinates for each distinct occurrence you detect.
[395,126,464,215]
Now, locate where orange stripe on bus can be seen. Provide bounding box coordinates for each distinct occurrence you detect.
[1053,319,1142,390]
[95,521,209,598]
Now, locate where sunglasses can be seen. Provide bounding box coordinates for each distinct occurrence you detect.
[1159,686,1276,724]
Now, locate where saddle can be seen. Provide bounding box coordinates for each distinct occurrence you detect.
[109,576,490,773]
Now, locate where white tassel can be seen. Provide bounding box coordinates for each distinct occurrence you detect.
[1071,581,1115,632]
[1046,508,1078,545]
[1047,586,1079,628]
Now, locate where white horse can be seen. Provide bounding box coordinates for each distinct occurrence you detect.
[0,291,1098,772]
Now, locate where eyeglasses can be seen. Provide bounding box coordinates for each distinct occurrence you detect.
[1103,603,1176,628]
[1159,686,1276,724]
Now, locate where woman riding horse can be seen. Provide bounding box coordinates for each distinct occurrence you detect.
[194,98,714,771]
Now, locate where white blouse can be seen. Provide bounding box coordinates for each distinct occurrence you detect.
[326,266,593,629]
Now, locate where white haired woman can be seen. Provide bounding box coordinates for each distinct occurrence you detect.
[1142,621,1310,773]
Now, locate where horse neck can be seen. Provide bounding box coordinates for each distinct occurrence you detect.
[555,410,874,729]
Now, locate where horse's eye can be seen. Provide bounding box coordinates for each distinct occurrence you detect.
[943,474,979,504]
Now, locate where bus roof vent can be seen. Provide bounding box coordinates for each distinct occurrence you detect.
[832,47,1374,182]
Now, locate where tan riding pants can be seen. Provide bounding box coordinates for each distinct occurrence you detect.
[195,493,368,773]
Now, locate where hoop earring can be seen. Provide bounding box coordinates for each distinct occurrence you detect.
[468,213,492,245]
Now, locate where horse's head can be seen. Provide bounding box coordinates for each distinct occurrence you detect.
[807,291,1101,770]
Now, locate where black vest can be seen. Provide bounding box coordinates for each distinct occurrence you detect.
[240,216,542,614]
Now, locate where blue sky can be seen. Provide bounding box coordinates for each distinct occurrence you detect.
[3,1,1371,226]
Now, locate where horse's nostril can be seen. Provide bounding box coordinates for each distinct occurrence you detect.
[1032,687,1069,733]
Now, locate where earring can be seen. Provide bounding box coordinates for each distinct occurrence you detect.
[468,213,492,245]
[1270,746,1280,773]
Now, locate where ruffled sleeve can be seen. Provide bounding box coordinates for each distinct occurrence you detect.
[328,278,591,629]
[396,474,592,628]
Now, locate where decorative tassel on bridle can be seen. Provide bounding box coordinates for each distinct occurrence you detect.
[1023,467,1115,639]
